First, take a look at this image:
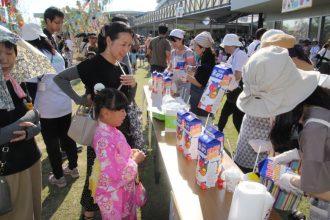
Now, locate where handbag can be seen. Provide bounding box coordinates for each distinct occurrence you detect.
[135,175,147,207]
[68,105,97,146]
[0,144,13,215]
[116,61,146,152]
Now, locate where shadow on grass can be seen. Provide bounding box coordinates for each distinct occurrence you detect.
[139,124,171,220]
[42,174,78,219]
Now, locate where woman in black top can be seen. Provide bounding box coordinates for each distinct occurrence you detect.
[54,21,137,220]
[0,41,41,220]
[187,32,216,119]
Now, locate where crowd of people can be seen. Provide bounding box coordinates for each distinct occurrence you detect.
[0,5,330,220]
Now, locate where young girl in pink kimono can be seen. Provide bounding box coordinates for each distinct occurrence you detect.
[92,88,146,220]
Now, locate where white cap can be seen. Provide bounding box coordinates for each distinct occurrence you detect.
[169,29,185,39]
[21,23,47,41]
[220,34,242,47]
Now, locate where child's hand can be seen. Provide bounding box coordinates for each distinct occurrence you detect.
[132,150,146,164]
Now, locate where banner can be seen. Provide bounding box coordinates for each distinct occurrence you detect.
[282,0,312,13]
[176,6,183,18]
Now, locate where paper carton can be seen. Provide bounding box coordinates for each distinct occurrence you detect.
[196,134,222,189]
[258,159,302,211]
[204,125,224,159]
[198,65,233,113]
[176,126,184,152]
[182,131,199,160]
[177,110,190,128]
[183,114,202,137]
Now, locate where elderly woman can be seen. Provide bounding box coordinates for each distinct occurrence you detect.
[0,39,41,219]
[238,46,330,219]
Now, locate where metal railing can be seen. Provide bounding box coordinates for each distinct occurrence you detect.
[133,0,231,26]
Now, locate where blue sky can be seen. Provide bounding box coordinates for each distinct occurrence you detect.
[18,0,157,22]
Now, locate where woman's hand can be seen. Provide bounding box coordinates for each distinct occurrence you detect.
[132,149,146,164]
[10,121,35,142]
[120,75,136,87]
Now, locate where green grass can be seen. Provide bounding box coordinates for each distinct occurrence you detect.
[39,62,308,219]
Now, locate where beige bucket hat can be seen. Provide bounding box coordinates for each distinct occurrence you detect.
[237,46,319,117]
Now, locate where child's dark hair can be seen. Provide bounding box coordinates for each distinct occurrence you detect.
[98,22,135,53]
[270,86,330,153]
[93,88,129,119]
[1,41,17,56]
[27,37,55,55]
[44,7,64,23]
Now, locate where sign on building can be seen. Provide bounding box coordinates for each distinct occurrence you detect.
[282,0,313,13]
[176,6,184,18]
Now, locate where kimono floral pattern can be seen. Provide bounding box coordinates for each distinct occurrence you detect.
[93,122,138,220]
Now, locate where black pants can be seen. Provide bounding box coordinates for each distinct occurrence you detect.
[40,113,78,179]
[80,146,99,211]
[217,100,244,133]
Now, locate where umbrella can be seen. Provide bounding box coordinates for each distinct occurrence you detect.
[0,25,56,83]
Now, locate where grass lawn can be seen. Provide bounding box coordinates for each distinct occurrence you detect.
[39,62,308,219]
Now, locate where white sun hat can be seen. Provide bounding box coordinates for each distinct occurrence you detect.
[220,33,242,47]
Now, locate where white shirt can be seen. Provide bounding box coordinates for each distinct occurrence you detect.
[33,50,72,118]
[309,45,320,60]
[226,48,248,91]
[227,48,248,73]
[247,39,260,57]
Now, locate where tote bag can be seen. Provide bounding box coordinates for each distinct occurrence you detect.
[68,105,97,146]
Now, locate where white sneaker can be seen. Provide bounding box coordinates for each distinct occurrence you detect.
[63,166,79,178]
[49,175,67,188]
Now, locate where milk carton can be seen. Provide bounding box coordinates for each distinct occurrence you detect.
[182,114,202,160]
[183,131,199,160]
[176,110,190,152]
[196,134,222,189]
[204,125,224,159]
[151,71,158,93]
[258,159,303,211]
[183,114,202,136]
[177,110,190,128]
[176,126,184,152]
[163,76,173,96]
[155,72,164,94]
[198,65,233,113]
